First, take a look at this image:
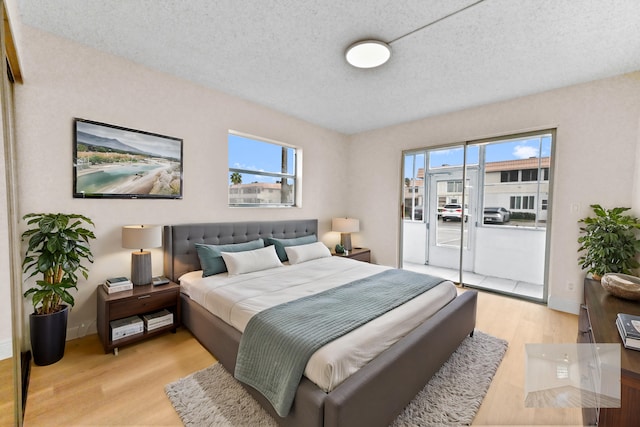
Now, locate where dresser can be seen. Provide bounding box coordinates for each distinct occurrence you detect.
[578,279,640,426]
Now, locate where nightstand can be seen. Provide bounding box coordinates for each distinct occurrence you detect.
[97,281,181,355]
[332,247,371,263]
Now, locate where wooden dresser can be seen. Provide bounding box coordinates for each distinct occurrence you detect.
[578,279,640,426]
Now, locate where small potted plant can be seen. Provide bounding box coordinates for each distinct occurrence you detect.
[22,213,95,365]
[577,204,640,280]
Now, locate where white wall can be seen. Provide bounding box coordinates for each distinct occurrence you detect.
[13,25,349,339]
[348,73,640,314]
[401,221,426,264]
[474,227,546,284]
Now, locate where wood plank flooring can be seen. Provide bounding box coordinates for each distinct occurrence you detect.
[15,289,582,426]
[0,357,15,426]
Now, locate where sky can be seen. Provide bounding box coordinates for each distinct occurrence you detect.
[428,135,552,169]
[228,133,295,183]
[77,120,182,159]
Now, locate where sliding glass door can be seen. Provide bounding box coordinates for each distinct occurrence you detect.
[401,130,554,302]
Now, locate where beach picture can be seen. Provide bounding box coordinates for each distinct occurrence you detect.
[73,119,183,199]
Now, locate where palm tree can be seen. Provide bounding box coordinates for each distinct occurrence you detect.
[230,172,242,185]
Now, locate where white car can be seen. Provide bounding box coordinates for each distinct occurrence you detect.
[483,207,511,224]
[441,204,468,222]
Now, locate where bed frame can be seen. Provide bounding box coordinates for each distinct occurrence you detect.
[163,219,477,427]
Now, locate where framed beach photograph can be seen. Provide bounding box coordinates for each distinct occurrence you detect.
[73,118,183,199]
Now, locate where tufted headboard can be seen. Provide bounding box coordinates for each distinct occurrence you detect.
[163,219,318,282]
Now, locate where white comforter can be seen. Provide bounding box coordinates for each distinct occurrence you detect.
[179,256,457,391]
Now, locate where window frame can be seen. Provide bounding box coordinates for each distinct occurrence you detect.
[228,130,301,207]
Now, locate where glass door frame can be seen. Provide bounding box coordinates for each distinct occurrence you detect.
[400,129,556,303]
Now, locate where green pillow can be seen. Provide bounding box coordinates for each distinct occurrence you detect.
[265,235,317,262]
[195,238,264,277]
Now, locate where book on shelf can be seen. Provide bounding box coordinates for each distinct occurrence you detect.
[617,313,640,339]
[106,276,132,286]
[616,316,640,350]
[145,319,174,331]
[142,309,173,331]
[102,282,133,294]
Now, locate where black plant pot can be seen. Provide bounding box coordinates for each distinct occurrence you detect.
[30,305,69,366]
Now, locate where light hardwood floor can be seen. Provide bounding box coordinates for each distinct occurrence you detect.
[0,357,15,426]
[18,290,583,426]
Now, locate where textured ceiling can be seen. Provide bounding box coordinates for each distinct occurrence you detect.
[16,0,640,134]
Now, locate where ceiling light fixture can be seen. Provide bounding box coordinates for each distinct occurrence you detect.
[345,40,392,69]
[344,0,486,69]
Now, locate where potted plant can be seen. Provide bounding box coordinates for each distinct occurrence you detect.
[22,213,95,365]
[577,204,640,280]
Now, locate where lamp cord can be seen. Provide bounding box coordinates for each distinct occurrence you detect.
[388,0,486,45]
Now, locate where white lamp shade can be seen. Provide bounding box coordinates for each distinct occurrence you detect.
[332,218,360,233]
[122,225,162,250]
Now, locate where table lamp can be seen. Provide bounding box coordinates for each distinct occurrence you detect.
[332,217,360,251]
[122,225,162,286]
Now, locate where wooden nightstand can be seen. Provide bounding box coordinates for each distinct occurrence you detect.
[97,281,181,355]
[332,247,371,263]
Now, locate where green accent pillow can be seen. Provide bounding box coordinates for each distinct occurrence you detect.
[195,238,265,277]
[265,234,317,262]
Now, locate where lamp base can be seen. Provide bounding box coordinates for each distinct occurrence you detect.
[131,251,152,286]
[340,233,353,251]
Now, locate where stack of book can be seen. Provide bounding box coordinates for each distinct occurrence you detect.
[110,315,144,341]
[103,277,133,294]
[616,313,640,350]
[142,309,174,331]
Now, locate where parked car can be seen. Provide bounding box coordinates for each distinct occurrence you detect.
[414,206,423,220]
[441,204,468,222]
[483,207,511,224]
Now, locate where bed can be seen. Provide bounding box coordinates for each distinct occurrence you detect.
[163,219,477,427]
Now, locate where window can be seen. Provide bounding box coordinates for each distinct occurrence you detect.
[501,170,518,182]
[447,180,463,193]
[523,196,534,209]
[521,169,538,181]
[510,195,535,210]
[510,196,520,209]
[228,132,298,207]
[542,199,548,210]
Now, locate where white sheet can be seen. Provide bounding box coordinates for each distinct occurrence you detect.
[179,256,457,391]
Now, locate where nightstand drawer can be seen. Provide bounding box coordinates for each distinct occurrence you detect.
[331,247,371,263]
[110,290,177,319]
[348,251,370,262]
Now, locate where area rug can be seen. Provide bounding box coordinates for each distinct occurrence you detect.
[165,330,508,426]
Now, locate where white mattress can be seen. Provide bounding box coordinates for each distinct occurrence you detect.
[180,256,457,392]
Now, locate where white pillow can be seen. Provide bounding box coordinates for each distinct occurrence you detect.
[221,245,283,276]
[284,241,331,265]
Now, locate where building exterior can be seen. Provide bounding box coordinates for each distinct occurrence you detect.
[404,157,550,223]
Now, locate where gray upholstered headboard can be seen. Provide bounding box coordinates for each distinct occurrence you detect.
[163,219,318,282]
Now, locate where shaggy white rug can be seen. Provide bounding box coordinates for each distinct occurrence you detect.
[166,330,507,426]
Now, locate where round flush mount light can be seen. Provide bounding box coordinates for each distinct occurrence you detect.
[345,40,391,69]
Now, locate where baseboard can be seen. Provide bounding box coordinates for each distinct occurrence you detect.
[66,320,98,341]
[547,295,581,315]
[0,338,13,360]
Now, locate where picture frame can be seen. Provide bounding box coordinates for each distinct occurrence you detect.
[73,118,183,199]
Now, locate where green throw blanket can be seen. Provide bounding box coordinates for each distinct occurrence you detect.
[234,268,445,417]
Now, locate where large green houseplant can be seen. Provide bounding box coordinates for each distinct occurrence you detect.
[22,213,95,365]
[577,204,640,280]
